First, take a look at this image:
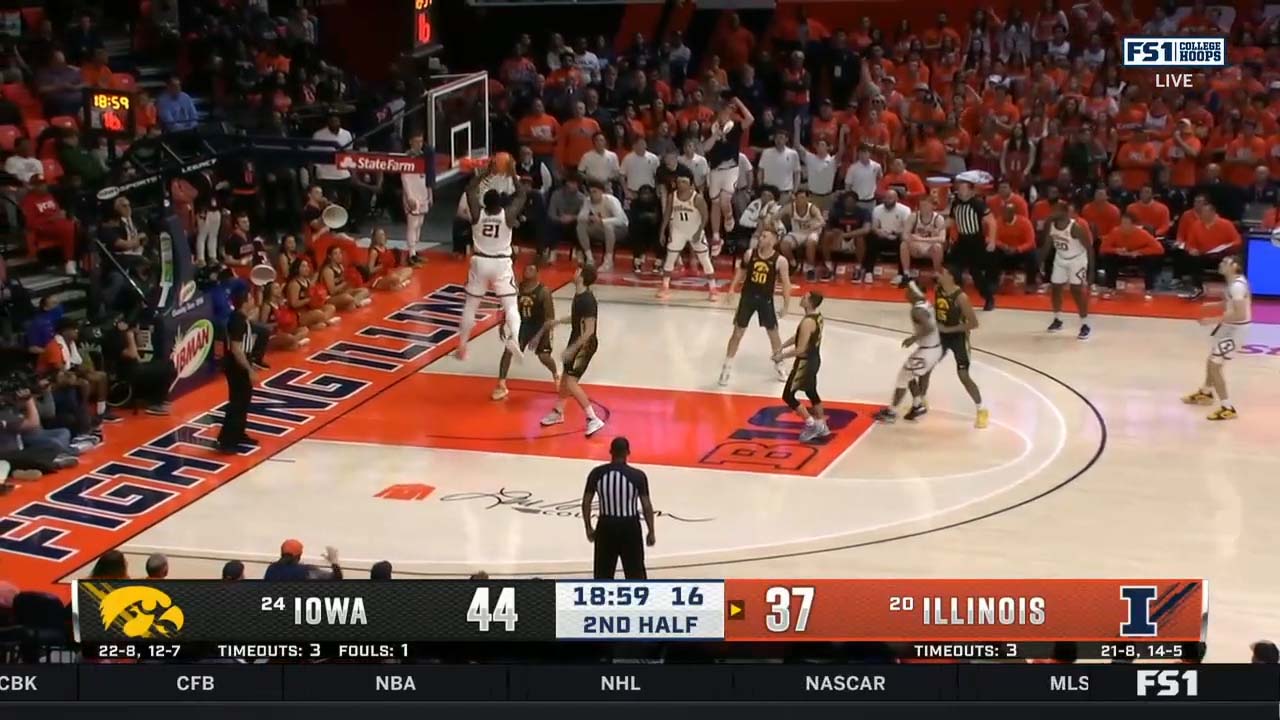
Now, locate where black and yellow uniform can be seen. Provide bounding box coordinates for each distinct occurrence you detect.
[936,286,971,370]
[564,289,599,378]
[734,249,781,329]
[511,282,553,354]
[782,312,823,409]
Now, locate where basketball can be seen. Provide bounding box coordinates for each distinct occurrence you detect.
[492,151,515,174]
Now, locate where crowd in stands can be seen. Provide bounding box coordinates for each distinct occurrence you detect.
[0,0,421,490]
[483,0,1276,304]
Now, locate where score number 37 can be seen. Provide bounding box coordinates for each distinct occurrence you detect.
[467,587,518,632]
[766,586,815,633]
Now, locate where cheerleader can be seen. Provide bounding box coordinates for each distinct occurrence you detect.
[259,281,310,351]
[285,257,338,330]
[363,228,413,291]
[275,234,301,280]
[319,245,372,311]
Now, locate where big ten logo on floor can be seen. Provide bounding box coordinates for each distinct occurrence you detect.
[700,405,869,475]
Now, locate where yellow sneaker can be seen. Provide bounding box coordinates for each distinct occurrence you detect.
[975,409,989,429]
[1182,391,1214,406]
[1207,406,1238,421]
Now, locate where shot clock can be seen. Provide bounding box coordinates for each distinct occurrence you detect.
[84,89,135,137]
[413,0,433,49]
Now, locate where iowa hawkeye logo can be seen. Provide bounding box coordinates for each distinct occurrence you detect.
[98,586,186,638]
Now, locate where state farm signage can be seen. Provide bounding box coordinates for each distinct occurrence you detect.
[334,151,426,174]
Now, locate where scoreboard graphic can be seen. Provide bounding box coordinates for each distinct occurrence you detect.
[74,578,1205,652]
[7,577,1274,713]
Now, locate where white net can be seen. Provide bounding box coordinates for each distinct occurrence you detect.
[428,71,490,184]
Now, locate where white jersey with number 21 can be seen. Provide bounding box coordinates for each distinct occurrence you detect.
[468,209,517,297]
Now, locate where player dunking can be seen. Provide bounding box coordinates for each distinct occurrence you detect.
[873,282,944,423]
[1183,256,1251,420]
[658,173,717,300]
[533,265,605,436]
[915,267,989,428]
[456,167,530,361]
[772,290,827,443]
[719,228,792,385]
[492,263,559,400]
[1044,199,1093,340]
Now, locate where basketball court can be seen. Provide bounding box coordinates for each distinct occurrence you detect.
[2,257,1277,660]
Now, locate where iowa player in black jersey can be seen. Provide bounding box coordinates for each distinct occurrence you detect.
[493,263,559,401]
[531,265,605,437]
[915,267,988,428]
[719,228,792,386]
[773,291,828,443]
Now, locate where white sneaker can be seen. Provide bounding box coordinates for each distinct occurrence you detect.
[298,337,311,346]
[774,362,788,381]
[718,365,731,386]
[357,297,373,307]
[585,416,606,437]
[65,260,77,275]
[540,409,564,426]
[600,258,614,273]
[491,385,509,401]
[863,273,874,284]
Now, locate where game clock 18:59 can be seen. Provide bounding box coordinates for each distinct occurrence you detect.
[572,584,707,607]
[84,90,135,136]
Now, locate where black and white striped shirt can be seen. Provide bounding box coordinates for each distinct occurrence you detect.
[585,462,650,518]
[950,197,988,238]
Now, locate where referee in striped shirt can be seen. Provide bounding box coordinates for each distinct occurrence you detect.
[948,179,998,311]
[582,437,656,579]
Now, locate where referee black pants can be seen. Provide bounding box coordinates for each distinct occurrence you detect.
[593,516,647,580]
[217,361,253,448]
[948,236,994,302]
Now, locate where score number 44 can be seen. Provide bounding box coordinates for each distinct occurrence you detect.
[766,586,815,633]
[467,587,518,632]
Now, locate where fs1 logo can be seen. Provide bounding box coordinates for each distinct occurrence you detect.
[1122,37,1225,67]
[1136,669,1198,697]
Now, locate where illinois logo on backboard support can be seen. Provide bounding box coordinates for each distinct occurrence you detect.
[317,373,879,477]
